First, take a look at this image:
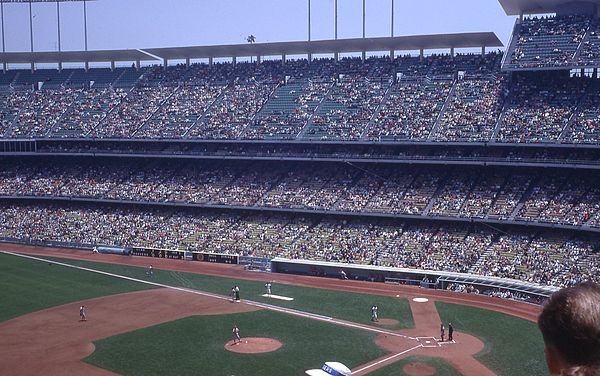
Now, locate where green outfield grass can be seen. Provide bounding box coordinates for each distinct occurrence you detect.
[368,355,461,376]
[0,252,154,323]
[42,255,414,330]
[85,309,387,375]
[435,301,547,376]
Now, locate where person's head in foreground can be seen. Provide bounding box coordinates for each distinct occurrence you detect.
[538,281,600,376]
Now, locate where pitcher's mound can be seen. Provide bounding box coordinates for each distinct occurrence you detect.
[403,362,436,376]
[374,318,400,326]
[225,337,283,353]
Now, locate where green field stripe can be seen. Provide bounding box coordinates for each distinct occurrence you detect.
[34,253,415,330]
[4,251,415,340]
[0,252,154,323]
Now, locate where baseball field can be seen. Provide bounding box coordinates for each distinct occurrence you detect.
[0,245,546,375]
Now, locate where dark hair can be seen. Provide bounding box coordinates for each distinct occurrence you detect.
[538,282,600,373]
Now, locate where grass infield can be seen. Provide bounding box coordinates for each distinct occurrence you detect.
[368,355,462,376]
[435,301,547,376]
[2,252,547,376]
[0,252,154,322]
[85,309,387,375]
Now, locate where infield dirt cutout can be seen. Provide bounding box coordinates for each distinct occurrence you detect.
[225,337,283,353]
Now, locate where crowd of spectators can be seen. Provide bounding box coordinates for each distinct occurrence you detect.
[497,74,581,143]
[508,15,591,69]
[0,160,598,229]
[578,25,600,65]
[565,79,600,143]
[134,83,225,139]
[7,88,82,138]
[474,233,599,288]
[51,88,127,138]
[304,76,388,140]
[0,51,598,143]
[0,202,597,288]
[367,78,451,140]
[244,78,332,140]
[188,78,278,139]
[434,75,506,141]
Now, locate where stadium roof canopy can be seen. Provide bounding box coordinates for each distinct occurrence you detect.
[0,49,155,64]
[145,32,503,61]
[0,32,502,66]
[497,0,600,15]
[0,1,95,3]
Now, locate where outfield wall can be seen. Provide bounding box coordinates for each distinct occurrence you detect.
[270,258,557,303]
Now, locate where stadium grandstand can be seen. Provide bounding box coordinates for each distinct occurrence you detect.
[0,0,599,302]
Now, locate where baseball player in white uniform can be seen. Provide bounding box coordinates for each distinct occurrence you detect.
[371,305,379,322]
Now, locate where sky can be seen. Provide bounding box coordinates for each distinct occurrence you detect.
[1,1,516,51]
[0,0,517,66]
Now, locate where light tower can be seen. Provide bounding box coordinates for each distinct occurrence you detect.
[0,0,96,71]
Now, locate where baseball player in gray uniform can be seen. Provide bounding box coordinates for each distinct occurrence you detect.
[232,324,241,344]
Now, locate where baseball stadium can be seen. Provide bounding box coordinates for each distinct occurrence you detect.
[0,0,599,375]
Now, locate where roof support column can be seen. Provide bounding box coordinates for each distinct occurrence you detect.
[232,56,236,65]
[163,58,167,70]
[185,58,190,67]
[281,54,286,65]
[57,2,62,71]
[420,49,424,61]
[334,0,338,39]
[29,0,34,53]
[307,0,312,62]
[83,0,88,51]
[481,46,486,55]
[362,0,366,61]
[390,0,394,60]
[209,57,213,66]
[85,61,89,71]
[135,60,140,70]
[256,55,261,64]
[0,1,4,53]
[334,0,338,61]
[1,1,5,72]
[307,0,311,42]
[110,61,115,71]
[57,1,61,51]
[450,47,455,59]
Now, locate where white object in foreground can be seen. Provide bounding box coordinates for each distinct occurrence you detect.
[306,361,352,376]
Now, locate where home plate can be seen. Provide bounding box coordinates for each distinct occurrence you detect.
[417,337,439,347]
[262,294,294,301]
[412,297,429,303]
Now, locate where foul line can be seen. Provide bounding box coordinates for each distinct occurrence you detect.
[352,344,424,375]
[1,251,416,340]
